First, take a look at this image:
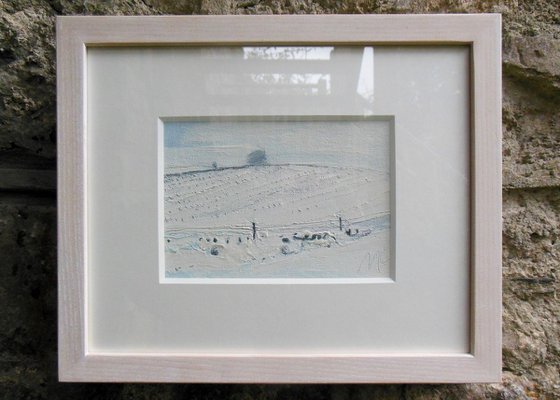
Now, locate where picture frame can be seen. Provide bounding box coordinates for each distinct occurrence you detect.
[57,14,502,383]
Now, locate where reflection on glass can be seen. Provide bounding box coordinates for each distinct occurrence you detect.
[243,47,333,60]
[203,46,374,113]
[248,73,330,95]
[357,47,374,104]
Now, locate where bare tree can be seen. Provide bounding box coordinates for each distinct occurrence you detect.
[247,149,267,166]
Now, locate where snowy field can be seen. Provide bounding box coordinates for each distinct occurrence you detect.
[164,164,390,279]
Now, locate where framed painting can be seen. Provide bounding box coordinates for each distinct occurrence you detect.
[57,14,502,382]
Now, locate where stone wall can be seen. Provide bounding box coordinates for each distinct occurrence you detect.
[0,1,558,398]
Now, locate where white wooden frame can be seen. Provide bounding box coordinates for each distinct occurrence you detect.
[57,15,502,383]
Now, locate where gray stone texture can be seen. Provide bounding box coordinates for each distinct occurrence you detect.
[0,0,558,398]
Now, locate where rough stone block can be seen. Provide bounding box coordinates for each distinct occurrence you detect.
[502,188,559,398]
[1,0,559,398]
[0,198,56,399]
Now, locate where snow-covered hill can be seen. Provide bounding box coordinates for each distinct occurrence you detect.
[164,164,390,279]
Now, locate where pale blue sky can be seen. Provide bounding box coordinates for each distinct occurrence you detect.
[165,119,390,173]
